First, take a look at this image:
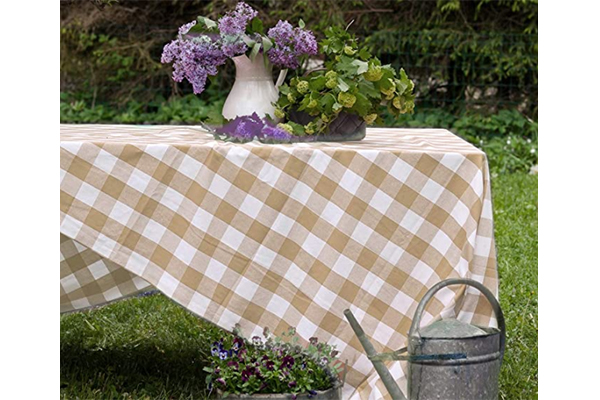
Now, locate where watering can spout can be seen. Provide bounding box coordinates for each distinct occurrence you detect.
[343,309,408,400]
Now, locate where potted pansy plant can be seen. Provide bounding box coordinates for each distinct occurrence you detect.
[161,2,317,125]
[204,326,344,399]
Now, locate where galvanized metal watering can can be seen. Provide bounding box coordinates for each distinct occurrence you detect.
[344,278,505,400]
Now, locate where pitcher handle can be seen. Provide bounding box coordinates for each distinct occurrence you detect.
[408,278,506,359]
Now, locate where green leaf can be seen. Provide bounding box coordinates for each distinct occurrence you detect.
[250,17,264,34]
[196,16,217,31]
[288,121,306,136]
[396,79,408,95]
[337,78,350,92]
[336,55,359,75]
[320,93,336,113]
[261,36,273,53]
[242,35,256,47]
[278,84,291,96]
[352,59,369,74]
[299,19,305,29]
[358,47,371,61]
[310,75,326,91]
[249,42,261,62]
[350,92,370,116]
[358,80,380,98]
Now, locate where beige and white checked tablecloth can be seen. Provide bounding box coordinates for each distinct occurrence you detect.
[60,124,497,399]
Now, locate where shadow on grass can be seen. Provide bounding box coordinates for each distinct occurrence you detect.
[61,343,211,399]
[60,293,218,399]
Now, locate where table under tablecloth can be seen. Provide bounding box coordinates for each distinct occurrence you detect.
[60,124,497,399]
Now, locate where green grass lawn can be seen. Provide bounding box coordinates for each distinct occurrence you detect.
[60,173,538,400]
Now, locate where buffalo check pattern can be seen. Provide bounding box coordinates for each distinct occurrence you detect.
[60,124,497,399]
[61,233,152,313]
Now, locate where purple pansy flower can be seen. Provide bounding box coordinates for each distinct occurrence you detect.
[227,360,239,370]
[219,349,230,360]
[241,366,256,382]
[252,336,263,346]
[282,355,295,369]
[232,337,244,351]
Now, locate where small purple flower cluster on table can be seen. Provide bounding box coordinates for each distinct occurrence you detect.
[215,113,303,143]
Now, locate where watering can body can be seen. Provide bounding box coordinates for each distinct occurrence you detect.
[344,278,505,400]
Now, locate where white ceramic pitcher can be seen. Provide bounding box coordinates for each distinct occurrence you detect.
[221,54,287,121]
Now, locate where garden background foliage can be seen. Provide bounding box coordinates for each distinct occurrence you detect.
[60,0,537,173]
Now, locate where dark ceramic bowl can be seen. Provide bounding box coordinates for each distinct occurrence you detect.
[288,110,366,142]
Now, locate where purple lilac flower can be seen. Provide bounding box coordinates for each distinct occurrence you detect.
[262,125,293,141]
[308,390,318,398]
[293,28,318,55]
[267,20,317,69]
[267,46,298,69]
[211,347,219,356]
[218,2,258,35]
[178,20,196,38]
[267,20,294,43]
[221,39,248,58]
[216,113,292,141]
[288,381,297,388]
[161,37,227,95]
[216,377,226,386]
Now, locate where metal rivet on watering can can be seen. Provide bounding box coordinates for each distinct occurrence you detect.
[344,278,505,400]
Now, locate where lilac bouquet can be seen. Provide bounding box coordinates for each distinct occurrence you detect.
[161,2,317,95]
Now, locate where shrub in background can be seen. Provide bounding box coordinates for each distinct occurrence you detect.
[60,0,537,117]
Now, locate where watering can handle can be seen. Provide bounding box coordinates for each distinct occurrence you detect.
[408,278,506,358]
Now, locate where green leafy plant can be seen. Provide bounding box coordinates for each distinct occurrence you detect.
[274,26,416,136]
[203,326,343,399]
